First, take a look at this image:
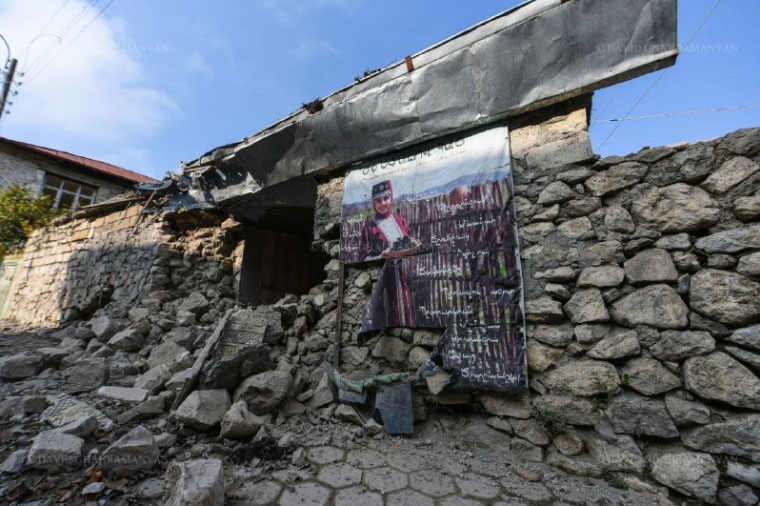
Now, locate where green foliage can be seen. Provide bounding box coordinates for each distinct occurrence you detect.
[531,403,569,436]
[0,185,58,257]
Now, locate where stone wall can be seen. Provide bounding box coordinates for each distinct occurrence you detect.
[312,126,760,503]
[6,208,246,327]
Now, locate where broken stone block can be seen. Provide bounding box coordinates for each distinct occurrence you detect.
[650,330,715,361]
[175,390,231,430]
[99,425,159,472]
[164,327,197,349]
[97,386,149,403]
[308,373,337,409]
[27,431,84,470]
[134,364,173,394]
[220,401,264,440]
[165,459,224,506]
[233,370,292,415]
[108,328,145,352]
[0,353,43,380]
[147,342,190,370]
[117,396,166,424]
[0,450,28,473]
[664,394,710,426]
[177,291,211,316]
[90,316,118,341]
[64,357,108,392]
[54,415,98,438]
[199,340,273,391]
[334,404,363,426]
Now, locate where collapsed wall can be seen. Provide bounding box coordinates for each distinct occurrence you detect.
[3,120,760,503]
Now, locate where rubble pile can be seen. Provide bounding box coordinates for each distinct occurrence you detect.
[0,128,758,505]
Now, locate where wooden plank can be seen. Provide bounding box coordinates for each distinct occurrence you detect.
[171,308,234,410]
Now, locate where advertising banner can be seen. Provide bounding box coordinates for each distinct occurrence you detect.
[340,125,527,391]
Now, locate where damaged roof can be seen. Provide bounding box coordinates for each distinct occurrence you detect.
[181,0,677,202]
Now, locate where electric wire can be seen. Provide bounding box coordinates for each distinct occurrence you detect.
[22,0,100,77]
[25,0,116,85]
[597,0,725,149]
[591,103,760,124]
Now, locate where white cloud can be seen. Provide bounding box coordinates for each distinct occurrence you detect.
[291,40,340,59]
[0,0,177,173]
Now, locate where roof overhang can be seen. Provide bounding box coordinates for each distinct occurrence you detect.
[182,0,678,214]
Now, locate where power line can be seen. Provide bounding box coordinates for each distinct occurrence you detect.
[591,103,760,124]
[22,0,100,76]
[24,0,71,52]
[25,0,116,85]
[597,0,725,149]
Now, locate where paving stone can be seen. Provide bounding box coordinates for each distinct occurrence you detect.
[334,486,383,506]
[346,448,386,469]
[409,469,456,497]
[363,466,408,494]
[500,473,553,502]
[317,462,362,488]
[442,497,484,506]
[386,451,426,472]
[455,473,502,499]
[278,482,329,506]
[234,480,282,506]
[307,446,344,465]
[386,489,435,506]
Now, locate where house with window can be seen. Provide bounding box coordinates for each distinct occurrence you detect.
[0,137,156,210]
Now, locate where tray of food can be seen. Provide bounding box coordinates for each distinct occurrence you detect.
[382,236,422,258]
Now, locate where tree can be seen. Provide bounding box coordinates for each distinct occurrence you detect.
[0,186,59,258]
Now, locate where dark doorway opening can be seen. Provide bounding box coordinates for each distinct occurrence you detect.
[236,179,329,306]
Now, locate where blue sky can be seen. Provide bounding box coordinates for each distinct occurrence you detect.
[0,0,758,179]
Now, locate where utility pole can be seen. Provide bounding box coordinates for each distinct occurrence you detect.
[0,58,17,122]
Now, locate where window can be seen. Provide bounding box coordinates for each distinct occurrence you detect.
[40,174,97,211]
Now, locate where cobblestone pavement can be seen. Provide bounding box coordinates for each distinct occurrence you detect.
[225,422,670,506]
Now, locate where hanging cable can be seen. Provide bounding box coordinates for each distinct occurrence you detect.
[25,0,116,85]
[597,0,725,150]
[591,104,760,124]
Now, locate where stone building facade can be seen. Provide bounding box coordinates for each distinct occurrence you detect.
[0,137,156,209]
